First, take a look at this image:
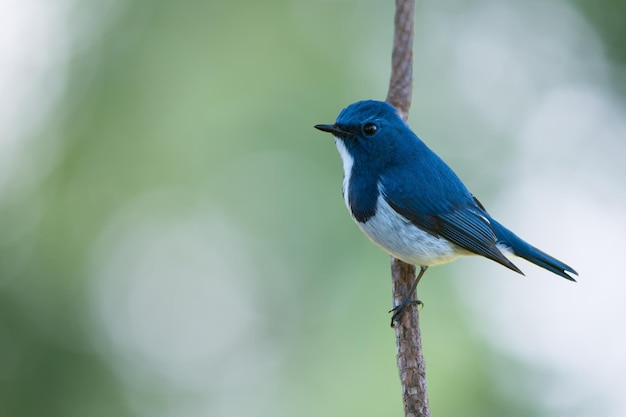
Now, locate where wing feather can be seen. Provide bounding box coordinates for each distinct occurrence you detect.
[378,139,524,273]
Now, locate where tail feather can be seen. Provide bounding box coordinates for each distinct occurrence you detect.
[490,219,578,281]
[515,245,578,281]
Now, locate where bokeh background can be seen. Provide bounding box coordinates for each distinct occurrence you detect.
[1,0,625,416]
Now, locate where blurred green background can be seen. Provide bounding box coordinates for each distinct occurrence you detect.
[1,0,625,416]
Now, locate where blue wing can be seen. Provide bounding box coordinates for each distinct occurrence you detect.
[379,146,523,274]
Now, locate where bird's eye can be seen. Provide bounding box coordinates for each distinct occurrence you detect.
[362,123,378,137]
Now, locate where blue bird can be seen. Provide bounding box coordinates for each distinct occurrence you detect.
[314,100,577,323]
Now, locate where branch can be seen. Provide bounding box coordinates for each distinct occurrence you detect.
[386,0,415,119]
[386,1,431,416]
[390,260,430,417]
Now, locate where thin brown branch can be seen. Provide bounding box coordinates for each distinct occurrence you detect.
[386,0,415,119]
[391,260,430,417]
[386,1,431,416]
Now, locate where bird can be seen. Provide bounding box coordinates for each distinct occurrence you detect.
[314,100,577,323]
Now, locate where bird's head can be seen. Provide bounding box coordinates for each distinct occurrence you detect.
[314,100,412,167]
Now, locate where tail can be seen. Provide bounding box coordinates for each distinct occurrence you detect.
[490,219,578,281]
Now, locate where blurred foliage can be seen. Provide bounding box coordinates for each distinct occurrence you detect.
[574,0,626,95]
[574,0,626,64]
[0,0,623,416]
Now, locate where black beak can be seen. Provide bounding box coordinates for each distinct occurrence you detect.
[314,124,352,137]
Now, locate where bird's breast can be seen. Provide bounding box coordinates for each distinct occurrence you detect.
[333,138,461,265]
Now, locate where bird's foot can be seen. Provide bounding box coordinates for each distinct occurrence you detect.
[389,298,424,327]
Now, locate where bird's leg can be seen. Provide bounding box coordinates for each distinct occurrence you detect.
[390,266,428,326]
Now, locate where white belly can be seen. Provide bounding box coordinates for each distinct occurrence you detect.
[355,194,470,267]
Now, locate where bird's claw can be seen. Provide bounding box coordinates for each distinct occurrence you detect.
[389,298,424,327]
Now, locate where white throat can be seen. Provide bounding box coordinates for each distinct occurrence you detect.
[334,137,353,209]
